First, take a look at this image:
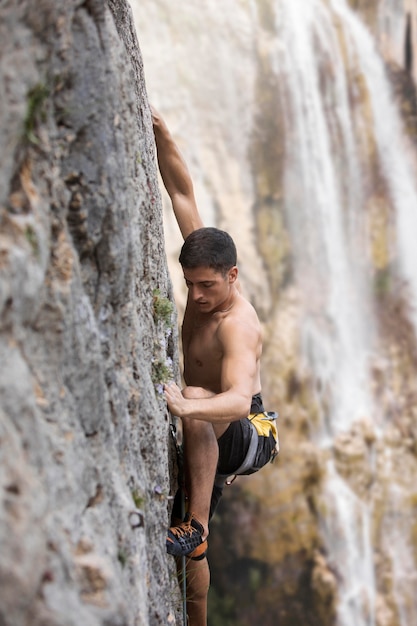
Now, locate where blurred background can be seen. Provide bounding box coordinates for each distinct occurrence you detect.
[131,2,417,625]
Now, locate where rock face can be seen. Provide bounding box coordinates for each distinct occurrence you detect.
[0,2,179,625]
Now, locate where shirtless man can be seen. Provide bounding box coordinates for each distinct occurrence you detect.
[152,108,278,626]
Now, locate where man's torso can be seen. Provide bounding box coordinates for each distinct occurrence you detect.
[181,293,262,395]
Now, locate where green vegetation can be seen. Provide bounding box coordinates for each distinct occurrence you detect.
[151,357,173,387]
[131,489,145,509]
[117,549,128,568]
[151,289,175,393]
[25,224,39,256]
[152,288,174,327]
[23,83,50,144]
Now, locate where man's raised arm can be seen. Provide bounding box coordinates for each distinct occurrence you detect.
[151,106,203,240]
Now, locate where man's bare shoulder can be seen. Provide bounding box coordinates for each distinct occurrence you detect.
[233,293,260,321]
[217,295,262,342]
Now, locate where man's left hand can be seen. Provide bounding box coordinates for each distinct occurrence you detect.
[164,381,186,416]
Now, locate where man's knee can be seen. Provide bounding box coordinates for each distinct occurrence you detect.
[182,386,215,400]
[181,387,217,436]
[186,558,210,602]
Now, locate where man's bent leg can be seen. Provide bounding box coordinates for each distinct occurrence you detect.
[167,386,225,556]
[169,386,229,625]
[181,386,227,538]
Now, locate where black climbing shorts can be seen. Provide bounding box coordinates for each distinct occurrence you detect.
[217,414,275,475]
[171,394,278,523]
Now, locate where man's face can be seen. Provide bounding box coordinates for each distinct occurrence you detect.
[182,266,237,313]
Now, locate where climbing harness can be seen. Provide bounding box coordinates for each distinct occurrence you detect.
[215,411,279,487]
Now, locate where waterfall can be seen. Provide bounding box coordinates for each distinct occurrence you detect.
[323,464,376,626]
[273,2,377,623]
[273,0,375,438]
[133,1,417,624]
[273,1,417,624]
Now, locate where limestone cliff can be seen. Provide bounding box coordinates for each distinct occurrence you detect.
[0,1,180,625]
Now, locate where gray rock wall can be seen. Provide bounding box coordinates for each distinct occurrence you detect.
[0,1,180,624]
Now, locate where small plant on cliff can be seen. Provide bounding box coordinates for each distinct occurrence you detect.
[23,83,50,144]
[117,549,128,568]
[24,224,39,257]
[152,356,174,392]
[152,289,175,394]
[131,489,145,509]
[152,288,174,327]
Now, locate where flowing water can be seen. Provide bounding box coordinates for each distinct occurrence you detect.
[274,3,378,623]
[273,0,375,438]
[273,5,416,622]
[133,0,417,623]
[323,464,376,626]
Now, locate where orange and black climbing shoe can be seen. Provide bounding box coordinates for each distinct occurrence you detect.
[166,512,204,557]
[188,539,208,561]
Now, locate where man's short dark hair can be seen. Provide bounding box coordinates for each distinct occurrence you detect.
[179,227,237,274]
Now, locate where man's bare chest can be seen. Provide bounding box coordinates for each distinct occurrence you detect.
[182,325,223,385]
[187,331,222,365]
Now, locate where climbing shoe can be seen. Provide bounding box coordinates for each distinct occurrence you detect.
[166,512,204,557]
[188,539,208,561]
